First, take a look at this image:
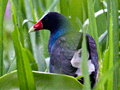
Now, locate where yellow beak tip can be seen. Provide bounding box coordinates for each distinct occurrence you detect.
[28,26,35,33]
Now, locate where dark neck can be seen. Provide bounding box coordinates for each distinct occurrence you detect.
[48,24,73,54]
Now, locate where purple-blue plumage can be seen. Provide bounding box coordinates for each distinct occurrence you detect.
[29,12,98,88]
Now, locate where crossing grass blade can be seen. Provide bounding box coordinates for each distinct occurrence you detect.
[28,0,37,21]
[77,16,90,90]
[81,29,90,90]
[18,0,25,47]
[11,0,36,89]
[106,11,113,90]
[111,0,119,89]
[0,0,8,76]
[12,27,36,90]
[102,48,110,90]
[87,0,100,60]
[7,57,16,73]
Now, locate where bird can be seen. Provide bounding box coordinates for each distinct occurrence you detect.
[29,12,98,88]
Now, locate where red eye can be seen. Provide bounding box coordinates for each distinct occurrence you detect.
[45,16,48,21]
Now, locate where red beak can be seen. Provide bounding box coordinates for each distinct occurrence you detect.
[34,20,43,31]
[28,20,43,33]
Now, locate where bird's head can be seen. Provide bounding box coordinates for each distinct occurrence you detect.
[28,12,71,33]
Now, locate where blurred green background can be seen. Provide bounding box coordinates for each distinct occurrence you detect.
[0,0,120,90]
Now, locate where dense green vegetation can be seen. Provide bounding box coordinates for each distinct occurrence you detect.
[0,0,120,90]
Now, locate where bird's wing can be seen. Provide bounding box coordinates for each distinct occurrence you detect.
[49,32,83,76]
[49,32,98,77]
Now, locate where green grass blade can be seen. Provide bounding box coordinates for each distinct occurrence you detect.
[87,0,100,59]
[12,28,36,90]
[7,57,16,73]
[81,33,90,90]
[102,48,110,90]
[21,0,34,54]
[21,48,36,90]
[11,0,36,89]
[108,8,113,90]
[12,27,27,90]
[28,0,37,21]
[0,0,8,76]
[0,0,4,76]
[107,0,110,41]
[10,0,25,47]
[79,17,90,89]
[111,0,119,89]
[18,0,25,47]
